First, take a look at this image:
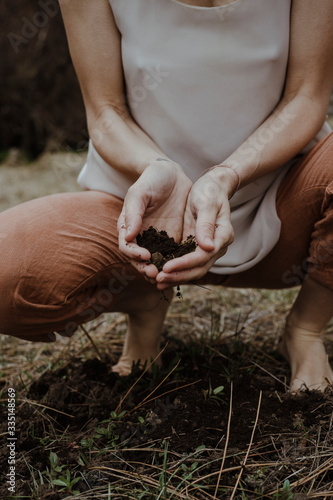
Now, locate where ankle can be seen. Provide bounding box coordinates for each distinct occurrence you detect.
[123,335,161,355]
[285,313,322,336]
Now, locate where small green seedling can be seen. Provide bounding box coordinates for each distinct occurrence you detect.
[181,461,199,480]
[273,480,294,500]
[52,469,80,495]
[46,452,80,495]
[94,410,126,447]
[203,380,225,405]
[49,451,65,478]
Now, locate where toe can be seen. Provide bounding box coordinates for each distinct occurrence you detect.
[112,361,132,376]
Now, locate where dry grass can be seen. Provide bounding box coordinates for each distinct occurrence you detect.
[0,284,300,389]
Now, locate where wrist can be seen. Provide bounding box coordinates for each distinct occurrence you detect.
[206,164,241,199]
[147,157,186,177]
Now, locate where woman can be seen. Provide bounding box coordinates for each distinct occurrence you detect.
[1,0,332,392]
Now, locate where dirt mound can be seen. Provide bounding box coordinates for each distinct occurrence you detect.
[1,341,332,499]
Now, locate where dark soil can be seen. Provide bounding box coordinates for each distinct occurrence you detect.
[137,226,197,271]
[1,338,332,499]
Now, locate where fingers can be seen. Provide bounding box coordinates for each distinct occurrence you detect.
[118,208,160,281]
[122,186,147,241]
[156,265,210,289]
[194,196,233,251]
[117,185,151,261]
[118,218,151,261]
[159,244,227,280]
[185,177,218,251]
[131,260,159,282]
[162,246,212,273]
[194,208,216,251]
[155,242,226,287]
[164,199,233,275]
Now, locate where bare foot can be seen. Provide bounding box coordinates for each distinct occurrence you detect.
[111,310,163,375]
[278,322,333,392]
[112,289,173,376]
[111,317,163,376]
[112,350,161,376]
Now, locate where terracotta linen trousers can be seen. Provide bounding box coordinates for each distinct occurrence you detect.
[0,132,333,342]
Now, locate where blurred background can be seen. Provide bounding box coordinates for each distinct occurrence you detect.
[0,0,88,210]
[1,0,86,160]
[0,0,333,207]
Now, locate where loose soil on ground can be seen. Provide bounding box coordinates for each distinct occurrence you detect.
[1,337,333,499]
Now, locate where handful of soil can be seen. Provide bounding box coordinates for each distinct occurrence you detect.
[137,226,197,271]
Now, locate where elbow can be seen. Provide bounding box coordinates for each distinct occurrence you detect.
[86,103,128,148]
[87,101,129,129]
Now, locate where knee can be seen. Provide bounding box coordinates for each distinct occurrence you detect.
[0,246,66,341]
[0,271,46,341]
[0,253,20,336]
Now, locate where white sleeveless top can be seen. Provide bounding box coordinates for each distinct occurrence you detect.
[78,0,331,274]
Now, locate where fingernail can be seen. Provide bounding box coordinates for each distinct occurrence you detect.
[126,226,131,235]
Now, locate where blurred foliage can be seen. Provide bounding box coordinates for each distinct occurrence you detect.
[1,0,86,158]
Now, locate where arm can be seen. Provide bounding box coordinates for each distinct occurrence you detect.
[59,0,169,180]
[60,0,193,274]
[221,0,333,187]
[157,0,333,286]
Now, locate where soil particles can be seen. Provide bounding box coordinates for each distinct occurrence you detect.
[137,226,197,271]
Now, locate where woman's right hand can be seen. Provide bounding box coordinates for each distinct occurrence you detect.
[117,159,193,279]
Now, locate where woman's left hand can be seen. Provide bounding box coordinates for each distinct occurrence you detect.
[155,168,237,288]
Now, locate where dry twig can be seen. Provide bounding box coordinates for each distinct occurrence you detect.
[213,381,233,500]
[230,390,263,500]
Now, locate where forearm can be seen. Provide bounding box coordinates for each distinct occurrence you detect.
[60,0,171,180]
[222,92,330,189]
[87,105,169,181]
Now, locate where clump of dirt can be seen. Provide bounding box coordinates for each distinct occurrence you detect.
[137,226,197,271]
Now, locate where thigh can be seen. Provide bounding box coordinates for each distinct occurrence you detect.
[0,191,137,339]
[201,132,333,289]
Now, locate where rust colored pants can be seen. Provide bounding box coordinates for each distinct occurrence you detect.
[0,133,333,342]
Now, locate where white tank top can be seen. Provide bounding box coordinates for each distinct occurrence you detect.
[78,0,331,274]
